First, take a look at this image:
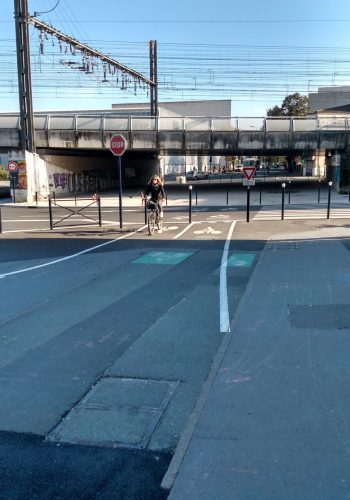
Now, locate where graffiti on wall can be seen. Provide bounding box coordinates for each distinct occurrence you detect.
[53,173,69,189]
[52,172,105,192]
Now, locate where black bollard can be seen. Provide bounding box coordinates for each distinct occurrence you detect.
[318,179,321,203]
[288,181,291,204]
[246,186,250,222]
[226,188,229,205]
[0,206,2,234]
[97,196,102,226]
[327,181,332,219]
[281,183,286,220]
[48,195,53,230]
[189,185,193,223]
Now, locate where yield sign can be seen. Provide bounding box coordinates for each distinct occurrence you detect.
[243,167,256,180]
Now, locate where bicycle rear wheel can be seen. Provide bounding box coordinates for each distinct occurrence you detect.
[148,211,156,235]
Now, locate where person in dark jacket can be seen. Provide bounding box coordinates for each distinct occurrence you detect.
[143,175,165,218]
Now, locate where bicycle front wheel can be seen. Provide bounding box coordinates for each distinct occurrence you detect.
[148,211,156,235]
[157,216,163,232]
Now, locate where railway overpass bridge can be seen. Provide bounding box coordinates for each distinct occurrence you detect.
[0,113,349,201]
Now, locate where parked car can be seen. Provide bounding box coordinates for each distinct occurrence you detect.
[186,170,209,180]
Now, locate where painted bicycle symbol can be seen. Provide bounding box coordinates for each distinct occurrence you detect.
[194,226,222,235]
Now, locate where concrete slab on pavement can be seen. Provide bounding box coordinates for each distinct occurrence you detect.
[167,238,350,499]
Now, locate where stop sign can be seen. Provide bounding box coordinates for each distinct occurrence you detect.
[110,134,127,156]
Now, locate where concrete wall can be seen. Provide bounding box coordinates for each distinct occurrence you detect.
[309,86,350,113]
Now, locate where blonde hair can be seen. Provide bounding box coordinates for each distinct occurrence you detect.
[150,175,163,186]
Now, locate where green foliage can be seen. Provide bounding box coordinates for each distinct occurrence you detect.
[267,92,310,116]
[0,167,9,180]
[266,105,284,116]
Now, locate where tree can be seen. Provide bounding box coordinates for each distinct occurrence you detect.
[267,92,310,116]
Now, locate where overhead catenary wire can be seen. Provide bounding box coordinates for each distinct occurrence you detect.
[2,13,350,107]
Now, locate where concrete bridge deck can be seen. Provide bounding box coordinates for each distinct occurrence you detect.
[1,113,349,154]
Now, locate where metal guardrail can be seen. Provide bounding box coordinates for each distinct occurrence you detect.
[0,113,349,132]
[48,194,102,230]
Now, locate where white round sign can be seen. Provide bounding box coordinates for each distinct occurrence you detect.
[7,161,19,172]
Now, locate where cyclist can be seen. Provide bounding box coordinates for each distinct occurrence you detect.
[142,175,165,219]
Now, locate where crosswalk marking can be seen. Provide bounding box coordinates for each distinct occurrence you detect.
[253,207,350,221]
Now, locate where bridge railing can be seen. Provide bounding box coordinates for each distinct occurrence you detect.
[0,113,349,132]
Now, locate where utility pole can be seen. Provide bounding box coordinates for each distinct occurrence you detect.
[14,0,35,152]
[150,40,158,116]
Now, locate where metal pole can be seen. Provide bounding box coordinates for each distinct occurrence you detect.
[0,206,2,234]
[226,188,229,205]
[259,187,262,205]
[189,185,192,223]
[288,180,291,204]
[11,176,16,204]
[98,196,102,226]
[144,196,147,224]
[246,186,250,222]
[149,40,158,116]
[49,195,53,230]
[195,189,198,206]
[327,181,332,219]
[281,183,286,220]
[118,156,123,228]
[318,179,321,203]
[14,0,35,152]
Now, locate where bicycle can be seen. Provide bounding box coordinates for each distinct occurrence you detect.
[146,199,163,235]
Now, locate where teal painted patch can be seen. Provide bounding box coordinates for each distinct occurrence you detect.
[133,251,194,265]
[227,253,256,267]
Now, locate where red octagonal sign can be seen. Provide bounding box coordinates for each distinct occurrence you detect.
[110,134,127,156]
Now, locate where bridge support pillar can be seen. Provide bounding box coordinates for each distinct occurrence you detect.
[335,149,350,194]
[302,152,318,177]
[325,149,342,192]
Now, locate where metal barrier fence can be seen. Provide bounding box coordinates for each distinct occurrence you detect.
[35,191,55,206]
[48,193,101,230]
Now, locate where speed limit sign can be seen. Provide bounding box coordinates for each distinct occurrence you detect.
[7,161,19,172]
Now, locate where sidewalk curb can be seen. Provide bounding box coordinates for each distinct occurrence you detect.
[160,329,232,491]
[161,226,268,492]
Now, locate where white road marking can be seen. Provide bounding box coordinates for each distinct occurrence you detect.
[253,207,350,221]
[172,222,198,239]
[194,226,222,235]
[160,226,180,232]
[220,221,237,333]
[0,226,147,279]
[208,214,230,219]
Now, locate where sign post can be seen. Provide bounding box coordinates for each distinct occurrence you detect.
[110,134,127,229]
[242,167,256,222]
[8,162,19,203]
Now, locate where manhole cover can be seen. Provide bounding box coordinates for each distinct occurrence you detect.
[46,377,178,449]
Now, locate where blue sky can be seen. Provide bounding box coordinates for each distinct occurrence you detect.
[2,0,350,115]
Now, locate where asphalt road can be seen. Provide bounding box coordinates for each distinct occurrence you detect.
[0,204,266,499]
[2,192,350,499]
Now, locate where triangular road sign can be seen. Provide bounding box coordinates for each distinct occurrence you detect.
[243,167,256,180]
